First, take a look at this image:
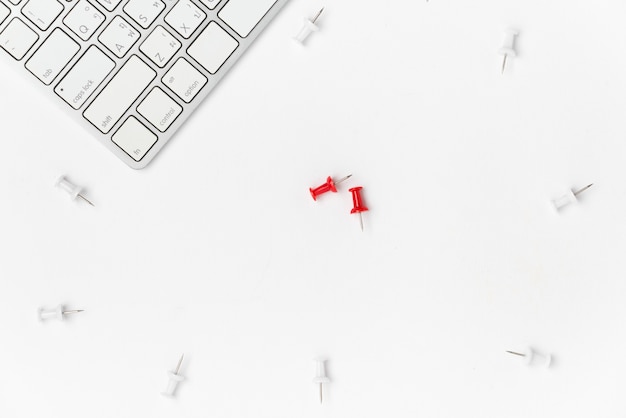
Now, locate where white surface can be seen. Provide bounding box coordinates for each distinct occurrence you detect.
[2,1,626,418]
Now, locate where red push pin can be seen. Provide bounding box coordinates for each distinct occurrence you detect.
[310,174,352,201]
[349,186,368,231]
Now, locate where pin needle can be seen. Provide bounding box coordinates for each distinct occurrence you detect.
[319,382,323,404]
[573,183,593,197]
[175,354,184,375]
[78,194,95,206]
[311,7,324,24]
[62,309,84,315]
[335,174,352,185]
[501,54,507,74]
[506,350,525,357]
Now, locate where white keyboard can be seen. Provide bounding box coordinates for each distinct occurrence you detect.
[0,0,288,168]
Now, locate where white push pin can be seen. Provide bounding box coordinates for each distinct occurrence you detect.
[55,175,94,206]
[162,354,185,397]
[507,347,552,368]
[293,8,324,45]
[552,183,593,210]
[38,304,84,321]
[498,29,518,74]
[312,357,330,404]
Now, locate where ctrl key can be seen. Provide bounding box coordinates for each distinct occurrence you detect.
[112,116,158,162]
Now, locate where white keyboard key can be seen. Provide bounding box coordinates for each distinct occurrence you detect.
[63,0,106,41]
[198,0,220,10]
[164,0,205,39]
[137,87,182,132]
[25,29,79,85]
[55,45,115,109]
[123,0,165,29]
[94,0,122,12]
[98,15,140,58]
[112,116,157,161]
[0,18,38,60]
[188,21,237,74]
[21,0,63,31]
[218,0,276,38]
[139,25,180,68]
[162,57,206,103]
[0,3,10,25]
[84,55,156,133]
[7,0,21,5]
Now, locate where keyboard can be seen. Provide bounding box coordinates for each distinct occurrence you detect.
[0,0,288,169]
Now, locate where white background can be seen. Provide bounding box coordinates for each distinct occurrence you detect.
[1,0,626,417]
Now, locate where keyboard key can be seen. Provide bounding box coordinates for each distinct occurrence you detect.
[84,55,156,133]
[139,25,180,68]
[98,15,140,58]
[123,0,165,29]
[198,0,220,10]
[7,0,21,5]
[93,0,122,12]
[0,18,38,60]
[162,57,206,103]
[164,0,205,39]
[218,0,276,38]
[63,0,106,41]
[25,28,79,85]
[0,3,9,25]
[188,21,237,74]
[137,87,182,132]
[112,116,157,161]
[21,0,63,31]
[55,45,115,109]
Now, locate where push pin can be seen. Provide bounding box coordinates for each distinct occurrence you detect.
[312,357,330,404]
[162,354,185,397]
[38,304,84,321]
[349,186,369,231]
[506,347,552,368]
[293,7,324,44]
[310,174,352,200]
[498,29,518,74]
[552,183,593,211]
[55,175,94,206]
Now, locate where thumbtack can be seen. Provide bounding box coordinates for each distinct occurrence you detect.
[293,7,324,44]
[349,186,369,231]
[55,175,94,206]
[552,183,593,210]
[309,174,352,200]
[38,304,84,321]
[498,29,518,74]
[162,354,185,397]
[506,347,552,368]
[312,357,330,404]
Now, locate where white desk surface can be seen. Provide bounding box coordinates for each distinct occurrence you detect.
[2,1,626,417]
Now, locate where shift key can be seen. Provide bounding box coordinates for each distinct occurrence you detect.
[84,55,156,134]
[55,46,115,110]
